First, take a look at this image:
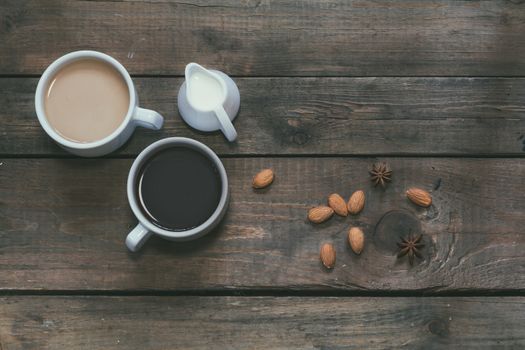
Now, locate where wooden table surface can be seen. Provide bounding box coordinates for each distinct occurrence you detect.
[1,1,525,349]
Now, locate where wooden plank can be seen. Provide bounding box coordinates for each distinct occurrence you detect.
[1,0,525,76]
[2,77,525,156]
[0,296,524,349]
[0,157,524,291]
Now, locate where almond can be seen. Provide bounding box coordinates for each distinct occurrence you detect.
[406,188,432,207]
[320,243,336,269]
[308,206,334,224]
[347,190,365,215]
[328,193,348,217]
[252,169,274,189]
[348,227,365,254]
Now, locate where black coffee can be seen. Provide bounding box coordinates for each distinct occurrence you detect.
[136,146,222,231]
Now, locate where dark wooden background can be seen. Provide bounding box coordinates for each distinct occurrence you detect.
[1,0,525,349]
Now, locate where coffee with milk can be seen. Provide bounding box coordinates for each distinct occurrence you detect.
[44,59,130,143]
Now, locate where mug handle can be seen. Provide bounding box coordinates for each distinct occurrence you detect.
[126,223,153,252]
[214,106,237,142]
[132,107,164,130]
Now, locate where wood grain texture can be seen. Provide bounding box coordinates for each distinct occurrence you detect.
[2,77,525,156]
[0,296,524,349]
[0,157,523,291]
[1,0,525,76]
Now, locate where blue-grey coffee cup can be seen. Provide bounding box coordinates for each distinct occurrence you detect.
[125,137,229,252]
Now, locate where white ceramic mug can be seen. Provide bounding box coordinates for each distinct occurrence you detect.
[126,137,230,252]
[35,50,164,157]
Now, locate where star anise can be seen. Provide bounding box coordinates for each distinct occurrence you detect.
[397,233,424,265]
[369,162,392,187]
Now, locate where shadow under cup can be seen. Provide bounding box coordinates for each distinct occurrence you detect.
[127,138,230,250]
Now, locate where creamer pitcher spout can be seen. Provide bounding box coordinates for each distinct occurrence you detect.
[185,62,210,92]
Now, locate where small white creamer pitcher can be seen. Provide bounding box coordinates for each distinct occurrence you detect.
[178,63,240,142]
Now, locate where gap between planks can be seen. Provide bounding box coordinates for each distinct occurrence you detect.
[1,290,525,298]
[1,154,525,159]
[3,75,525,79]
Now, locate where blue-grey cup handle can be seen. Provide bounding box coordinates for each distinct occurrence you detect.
[126,223,153,252]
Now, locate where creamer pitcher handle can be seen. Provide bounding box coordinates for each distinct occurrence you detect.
[214,106,237,142]
[133,107,164,130]
[126,223,153,252]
